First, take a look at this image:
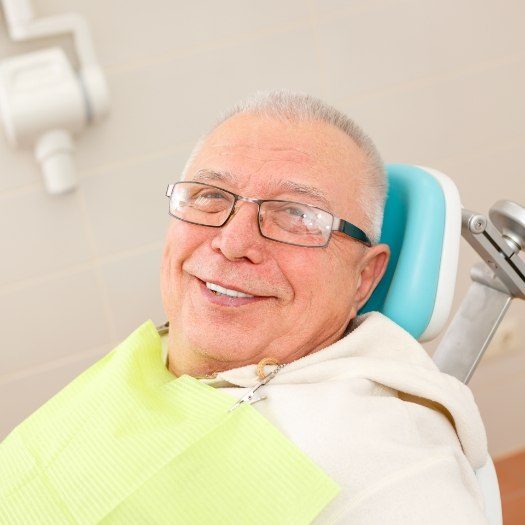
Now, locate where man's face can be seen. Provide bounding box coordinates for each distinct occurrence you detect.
[161,113,388,376]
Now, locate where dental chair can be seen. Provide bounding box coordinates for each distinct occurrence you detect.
[157,163,522,523]
[360,163,525,525]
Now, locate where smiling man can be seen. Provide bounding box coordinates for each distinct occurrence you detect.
[158,92,489,524]
[161,104,389,378]
[0,92,489,524]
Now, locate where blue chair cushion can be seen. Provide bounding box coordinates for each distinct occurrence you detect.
[359,164,446,339]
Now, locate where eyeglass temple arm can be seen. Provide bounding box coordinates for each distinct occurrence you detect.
[334,218,372,247]
[166,184,174,197]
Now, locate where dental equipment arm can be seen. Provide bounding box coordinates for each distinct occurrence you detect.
[1,0,109,122]
[0,0,109,194]
[433,200,525,384]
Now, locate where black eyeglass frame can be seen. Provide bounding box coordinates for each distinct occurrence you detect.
[165,181,372,248]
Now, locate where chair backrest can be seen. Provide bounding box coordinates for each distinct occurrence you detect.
[359,164,462,342]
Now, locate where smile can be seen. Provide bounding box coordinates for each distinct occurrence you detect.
[205,282,254,298]
[195,277,266,308]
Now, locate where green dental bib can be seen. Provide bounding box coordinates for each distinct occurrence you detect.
[0,320,339,524]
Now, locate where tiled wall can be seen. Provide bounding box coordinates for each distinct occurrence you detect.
[1,1,524,460]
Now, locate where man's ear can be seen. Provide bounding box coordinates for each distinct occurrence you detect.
[354,243,390,311]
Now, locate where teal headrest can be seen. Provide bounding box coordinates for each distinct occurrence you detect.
[359,164,446,339]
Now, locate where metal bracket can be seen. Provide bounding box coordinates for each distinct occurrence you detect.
[433,280,512,383]
[434,201,525,384]
[461,206,525,299]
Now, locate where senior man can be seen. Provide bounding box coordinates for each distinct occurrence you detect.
[0,92,488,524]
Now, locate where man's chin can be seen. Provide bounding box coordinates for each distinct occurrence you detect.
[184,331,265,370]
[177,304,282,368]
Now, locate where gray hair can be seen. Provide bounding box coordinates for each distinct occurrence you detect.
[183,91,387,244]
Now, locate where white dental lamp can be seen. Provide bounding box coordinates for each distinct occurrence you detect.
[0,0,109,194]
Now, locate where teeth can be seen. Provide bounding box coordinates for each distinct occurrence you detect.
[206,282,254,298]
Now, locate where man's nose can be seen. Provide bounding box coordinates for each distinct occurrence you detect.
[210,201,264,263]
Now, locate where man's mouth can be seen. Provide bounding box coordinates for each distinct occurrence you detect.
[190,273,274,307]
[205,282,255,298]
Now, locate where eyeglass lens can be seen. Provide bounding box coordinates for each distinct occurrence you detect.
[169,182,333,247]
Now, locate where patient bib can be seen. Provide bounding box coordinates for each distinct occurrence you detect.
[0,320,339,524]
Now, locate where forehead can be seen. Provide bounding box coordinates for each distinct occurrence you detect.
[187,113,367,217]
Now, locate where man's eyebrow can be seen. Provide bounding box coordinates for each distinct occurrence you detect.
[191,169,234,185]
[277,180,332,210]
[190,169,333,211]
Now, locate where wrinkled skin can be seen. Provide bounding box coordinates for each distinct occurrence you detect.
[160,113,390,377]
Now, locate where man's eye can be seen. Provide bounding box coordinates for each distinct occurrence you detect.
[284,206,307,218]
[189,190,231,212]
[273,205,322,233]
[191,190,229,204]
[198,191,227,200]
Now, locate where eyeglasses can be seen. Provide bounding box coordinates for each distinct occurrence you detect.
[165,181,372,248]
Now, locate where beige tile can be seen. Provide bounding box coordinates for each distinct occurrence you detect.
[315,0,525,101]
[435,137,525,214]
[0,269,110,374]
[98,247,165,341]
[74,25,322,172]
[0,139,41,192]
[0,187,92,287]
[469,371,525,458]
[38,0,311,68]
[311,0,390,17]
[80,149,186,257]
[0,347,108,441]
[341,58,525,168]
